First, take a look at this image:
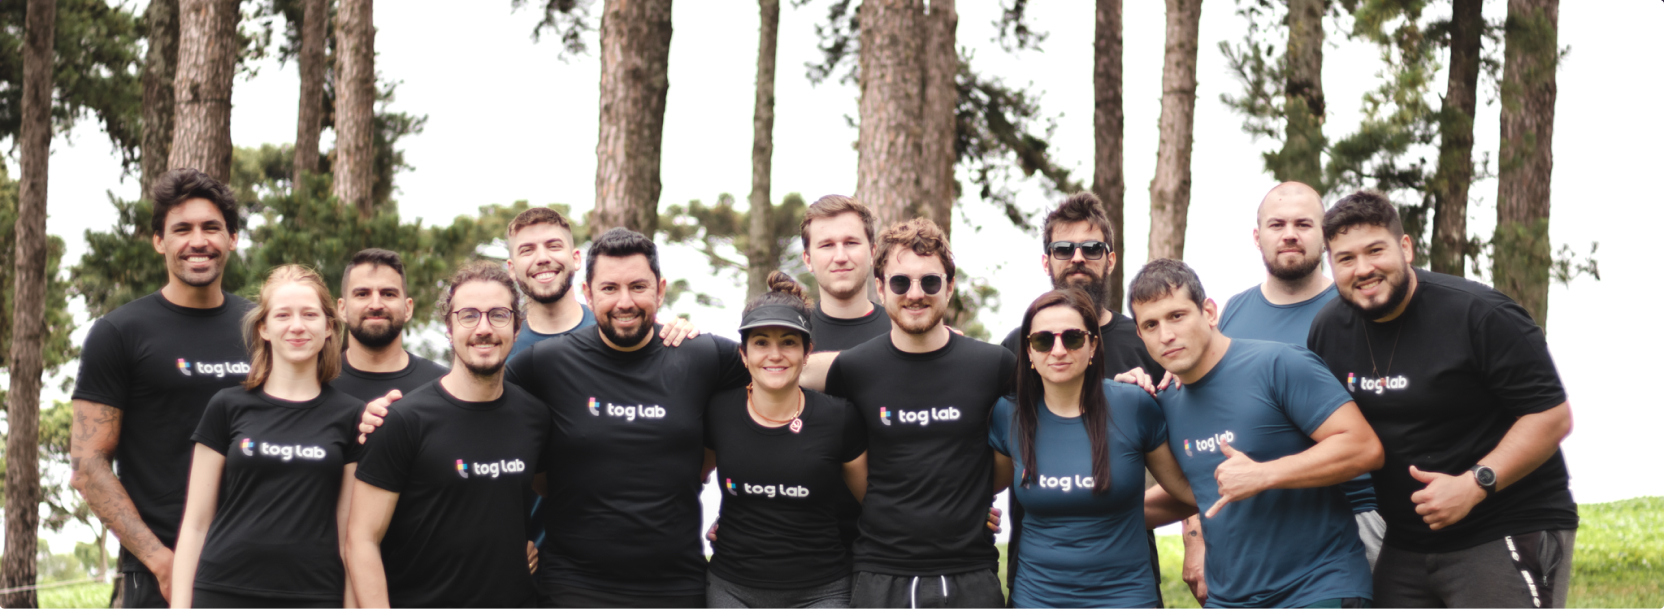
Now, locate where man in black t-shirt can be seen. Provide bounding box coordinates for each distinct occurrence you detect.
[802,218,1013,608]
[504,228,749,608]
[70,169,252,608]
[333,248,447,403]
[1307,192,1577,608]
[346,261,550,607]
[800,195,892,351]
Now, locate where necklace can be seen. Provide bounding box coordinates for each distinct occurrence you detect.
[746,383,805,432]
[1362,321,1404,378]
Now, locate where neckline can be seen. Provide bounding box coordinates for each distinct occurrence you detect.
[154,290,238,317]
[258,386,328,410]
[745,390,815,435]
[343,350,419,379]
[1255,282,1337,309]
[435,379,506,411]
[816,303,882,326]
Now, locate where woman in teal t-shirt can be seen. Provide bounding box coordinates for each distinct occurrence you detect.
[991,289,1196,607]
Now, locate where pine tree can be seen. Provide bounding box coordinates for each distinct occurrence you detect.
[1148,0,1203,261]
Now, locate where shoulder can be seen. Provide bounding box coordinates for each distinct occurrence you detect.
[500,381,545,409]
[1309,292,1357,332]
[319,385,365,409]
[1222,284,1263,312]
[207,385,254,408]
[95,292,165,328]
[991,395,1017,421]
[1413,269,1525,321]
[409,352,449,375]
[224,293,255,314]
[954,332,1015,363]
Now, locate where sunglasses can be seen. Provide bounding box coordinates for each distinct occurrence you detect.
[887,273,947,296]
[1027,328,1091,352]
[1047,240,1112,261]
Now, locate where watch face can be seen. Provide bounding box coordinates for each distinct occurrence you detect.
[1475,467,1497,486]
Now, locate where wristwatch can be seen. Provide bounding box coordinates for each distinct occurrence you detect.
[1469,464,1497,497]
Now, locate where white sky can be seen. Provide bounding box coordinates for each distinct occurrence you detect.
[14,0,1661,553]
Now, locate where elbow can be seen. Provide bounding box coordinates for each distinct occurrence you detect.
[1556,403,1574,441]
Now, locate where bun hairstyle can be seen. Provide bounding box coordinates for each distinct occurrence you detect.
[740,271,815,347]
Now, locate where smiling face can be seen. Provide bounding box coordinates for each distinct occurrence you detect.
[508,222,580,305]
[582,254,666,349]
[258,282,331,366]
[1044,221,1117,309]
[741,327,808,393]
[340,264,413,349]
[1131,286,1220,378]
[1328,223,1415,320]
[446,280,517,378]
[803,212,875,302]
[878,248,953,335]
[1255,191,1327,281]
[1027,305,1096,388]
[152,198,237,288]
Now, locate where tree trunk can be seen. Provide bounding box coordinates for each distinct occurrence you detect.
[170,0,239,183]
[920,0,958,239]
[1094,0,1126,313]
[745,0,780,300]
[1147,0,1202,261]
[293,0,328,187]
[592,0,674,239]
[1430,0,1481,277]
[854,0,926,230]
[1279,0,1326,191]
[140,0,180,197]
[3,1,55,606]
[1493,0,1558,328]
[334,0,375,215]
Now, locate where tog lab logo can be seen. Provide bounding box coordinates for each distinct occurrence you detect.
[725,478,738,496]
[177,359,192,376]
[731,479,810,499]
[176,359,250,379]
[588,397,600,416]
[457,458,526,479]
[889,406,962,427]
[239,438,255,457]
[1348,373,1409,395]
[597,401,666,422]
[1186,431,1236,455]
[1037,474,1093,492]
[455,460,469,479]
[879,407,891,426]
[257,442,326,461]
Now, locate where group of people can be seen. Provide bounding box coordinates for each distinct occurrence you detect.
[66,168,1577,608]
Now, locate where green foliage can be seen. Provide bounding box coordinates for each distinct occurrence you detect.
[510,0,594,57]
[0,0,143,171]
[661,192,811,309]
[39,582,112,608]
[0,165,80,383]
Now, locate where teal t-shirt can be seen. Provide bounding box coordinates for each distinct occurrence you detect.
[988,381,1166,608]
[1161,339,1370,607]
[509,304,596,360]
[1218,284,1376,514]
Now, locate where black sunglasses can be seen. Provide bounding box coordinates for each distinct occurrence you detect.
[1047,240,1112,261]
[1027,328,1091,352]
[887,273,947,296]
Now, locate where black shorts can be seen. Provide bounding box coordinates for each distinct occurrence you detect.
[539,581,706,608]
[850,570,1003,609]
[1374,529,1576,608]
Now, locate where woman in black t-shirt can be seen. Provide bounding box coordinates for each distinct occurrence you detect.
[705,272,869,608]
[172,265,365,608]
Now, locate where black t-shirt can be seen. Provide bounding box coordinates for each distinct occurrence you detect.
[811,303,892,353]
[705,387,867,589]
[189,385,364,600]
[355,380,550,607]
[331,351,448,403]
[824,332,1016,576]
[1001,310,1165,379]
[1307,269,1577,553]
[506,326,750,595]
[70,291,254,572]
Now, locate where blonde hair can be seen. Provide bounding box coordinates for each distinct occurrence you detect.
[242,265,343,390]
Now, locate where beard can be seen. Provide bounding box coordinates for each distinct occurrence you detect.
[348,313,405,349]
[518,264,575,305]
[1050,264,1111,312]
[1341,262,1413,320]
[597,309,654,348]
[173,250,227,287]
[458,338,508,378]
[1264,249,1324,281]
[892,299,947,335]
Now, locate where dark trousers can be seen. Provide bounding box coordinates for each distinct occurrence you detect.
[850,570,1003,609]
[119,569,167,609]
[1374,529,1576,608]
[539,582,706,608]
[707,571,852,608]
[191,587,340,608]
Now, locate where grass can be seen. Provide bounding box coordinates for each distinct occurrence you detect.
[998,497,1662,608]
[39,582,112,609]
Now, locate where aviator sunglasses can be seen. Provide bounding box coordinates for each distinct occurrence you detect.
[1027,328,1091,352]
[1047,240,1112,260]
[887,273,947,296]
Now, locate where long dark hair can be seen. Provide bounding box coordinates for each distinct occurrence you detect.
[1013,289,1112,493]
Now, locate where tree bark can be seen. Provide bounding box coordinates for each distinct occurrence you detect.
[592,0,674,239]
[293,0,329,187]
[920,0,958,239]
[170,0,239,183]
[1147,0,1202,261]
[141,0,180,197]
[1493,0,1558,328]
[1094,0,1126,313]
[3,1,55,606]
[1430,0,1481,277]
[854,0,926,230]
[745,0,780,301]
[1279,0,1326,191]
[334,0,375,215]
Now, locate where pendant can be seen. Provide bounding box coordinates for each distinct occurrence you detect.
[789,418,803,434]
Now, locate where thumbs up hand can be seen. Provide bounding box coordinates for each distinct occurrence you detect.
[1408,465,1486,530]
[1207,441,1270,518]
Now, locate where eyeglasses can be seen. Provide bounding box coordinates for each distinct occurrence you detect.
[452,307,516,328]
[1047,240,1112,261]
[1027,329,1091,352]
[887,273,947,296]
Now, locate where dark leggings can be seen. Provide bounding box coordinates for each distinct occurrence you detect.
[191,587,340,608]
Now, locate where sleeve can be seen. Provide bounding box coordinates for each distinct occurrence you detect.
[1276,347,1356,437]
[987,397,1015,456]
[340,398,368,464]
[354,408,419,493]
[995,347,1019,397]
[1475,301,1567,416]
[999,326,1022,358]
[189,392,233,455]
[1135,390,1168,453]
[70,318,130,408]
[837,397,868,462]
[504,342,537,394]
[710,335,752,390]
[823,355,849,399]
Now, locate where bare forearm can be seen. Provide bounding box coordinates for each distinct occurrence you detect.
[1144,484,1198,528]
[1263,431,1382,490]
[800,352,837,392]
[1484,403,1571,491]
[346,537,389,608]
[75,459,171,569]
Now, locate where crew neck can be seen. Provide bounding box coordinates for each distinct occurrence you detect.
[435,379,506,411]
[344,350,420,379]
[745,389,814,435]
[154,290,238,317]
[1257,282,1338,309]
[259,386,328,410]
[885,330,958,361]
[816,303,881,325]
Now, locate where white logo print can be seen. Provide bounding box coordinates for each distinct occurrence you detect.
[887,406,961,427]
[177,360,251,378]
[255,441,327,461]
[737,482,810,499]
[1184,430,1236,456]
[597,401,667,422]
[1037,474,1094,492]
[1359,375,1409,395]
[467,459,527,479]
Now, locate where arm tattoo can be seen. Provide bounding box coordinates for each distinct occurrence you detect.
[71,400,171,566]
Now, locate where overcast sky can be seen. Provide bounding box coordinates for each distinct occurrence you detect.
[14,0,1661,549]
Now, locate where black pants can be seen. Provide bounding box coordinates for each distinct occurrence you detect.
[119,569,166,609]
[1373,529,1575,608]
[539,582,707,608]
[191,587,340,608]
[850,570,1003,609]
